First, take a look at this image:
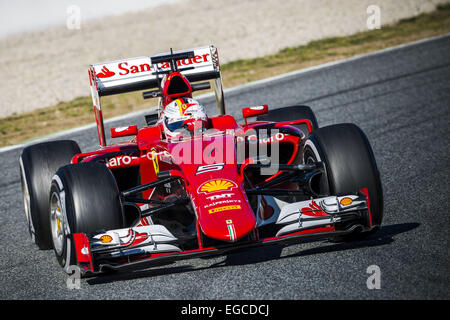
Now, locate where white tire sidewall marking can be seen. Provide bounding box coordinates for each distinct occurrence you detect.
[51,174,72,271]
[19,156,35,241]
[304,139,322,162]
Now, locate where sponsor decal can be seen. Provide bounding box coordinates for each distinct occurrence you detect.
[95,61,152,79]
[175,98,197,116]
[96,53,210,79]
[97,66,115,78]
[158,54,210,70]
[250,132,285,145]
[206,193,234,201]
[226,219,236,241]
[204,199,241,209]
[146,149,172,165]
[236,132,285,144]
[106,155,136,168]
[117,61,151,75]
[340,197,353,206]
[208,205,241,214]
[198,179,237,194]
[151,151,160,174]
[100,235,113,243]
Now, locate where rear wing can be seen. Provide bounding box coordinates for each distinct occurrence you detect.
[88,45,224,146]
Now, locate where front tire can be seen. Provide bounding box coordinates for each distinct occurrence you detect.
[50,162,124,272]
[303,123,383,239]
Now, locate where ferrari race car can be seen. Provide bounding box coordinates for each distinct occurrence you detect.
[19,46,383,276]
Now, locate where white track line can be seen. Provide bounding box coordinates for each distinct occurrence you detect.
[1,33,448,154]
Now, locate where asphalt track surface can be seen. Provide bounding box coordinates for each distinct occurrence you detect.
[1,35,449,300]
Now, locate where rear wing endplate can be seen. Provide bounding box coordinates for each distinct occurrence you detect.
[88,45,225,147]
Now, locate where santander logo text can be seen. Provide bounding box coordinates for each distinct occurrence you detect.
[158,53,210,70]
[118,62,152,75]
[95,54,210,79]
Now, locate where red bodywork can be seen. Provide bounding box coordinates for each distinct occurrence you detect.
[71,48,374,274]
[73,112,289,243]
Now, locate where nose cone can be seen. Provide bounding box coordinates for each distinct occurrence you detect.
[195,183,256,242]
[168,134,256,242]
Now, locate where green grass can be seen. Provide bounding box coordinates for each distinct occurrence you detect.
[1,4,450,148]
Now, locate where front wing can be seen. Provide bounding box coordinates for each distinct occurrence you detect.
[73,188,374,275]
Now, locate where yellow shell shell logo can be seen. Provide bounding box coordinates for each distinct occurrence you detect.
[100,235,113,243]
[340,197,353,206]
[199,179,237,194]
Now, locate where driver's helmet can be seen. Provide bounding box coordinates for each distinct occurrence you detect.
[162,97,208,138]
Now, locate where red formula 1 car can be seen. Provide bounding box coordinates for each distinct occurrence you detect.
[19,46,383,276]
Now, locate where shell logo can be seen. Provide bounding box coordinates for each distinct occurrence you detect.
[340,197,353,206]
[198,179,237,194]
[100,235,113,243]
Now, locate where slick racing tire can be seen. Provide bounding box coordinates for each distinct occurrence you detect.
[50,162,124,272]
[303,123,383,240]
[257,105,319,138]
[19,140,81,250]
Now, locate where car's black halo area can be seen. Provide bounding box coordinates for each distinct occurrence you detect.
[50,162,125,270]
[304,123,383,240]
[19,140,81,249]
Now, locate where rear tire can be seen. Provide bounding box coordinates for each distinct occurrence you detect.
[303,123,383,240]
[50,162,124,272]
[19,140,81,249]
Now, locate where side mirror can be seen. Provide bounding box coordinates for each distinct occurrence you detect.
[110,125,138,138]
[242,105,268,126]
